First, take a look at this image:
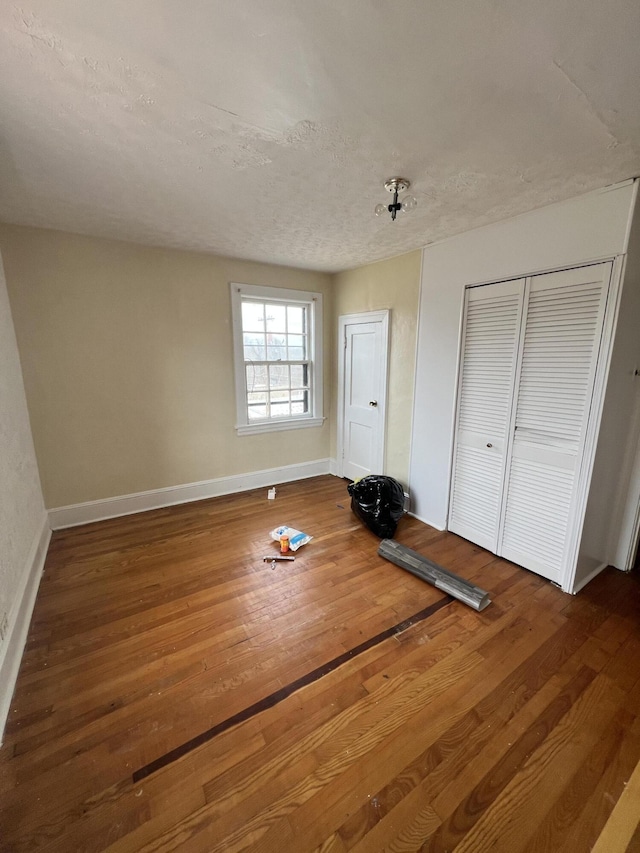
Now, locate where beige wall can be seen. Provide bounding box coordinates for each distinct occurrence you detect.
[332,251,422,485]
[0,225,333,508]
[0,250,45,645]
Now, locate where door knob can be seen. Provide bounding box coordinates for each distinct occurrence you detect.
[369,400,378,407]
[486,443,493,448]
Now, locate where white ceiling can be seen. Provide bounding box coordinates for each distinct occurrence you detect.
[0,1,639,272]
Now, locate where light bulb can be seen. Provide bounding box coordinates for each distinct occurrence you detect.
[374,203,387,217]
[401,195,417,213]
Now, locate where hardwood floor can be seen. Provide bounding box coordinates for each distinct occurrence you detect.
[1,474,640,852]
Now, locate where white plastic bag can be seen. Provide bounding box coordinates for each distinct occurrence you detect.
[270,525,312,552]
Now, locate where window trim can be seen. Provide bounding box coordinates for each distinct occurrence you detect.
[230,282,324,435]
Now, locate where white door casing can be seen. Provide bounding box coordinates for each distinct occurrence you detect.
[337,311,389,481]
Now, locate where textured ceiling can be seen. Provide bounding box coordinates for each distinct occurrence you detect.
[0,1,639,272]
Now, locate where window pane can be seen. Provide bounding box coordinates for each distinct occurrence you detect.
[291,390,309,414]
[243,333,265,361]
[248,404,267,420]
[246,364,268,391]
[270,395,291,417]
[247,391,267,420]
[287,335,306,360]
[265,304,286,334]
[288,346,305,361]
[270,389,290,401]
[268,364,289,389]
[242,301,264,332]
[287,306,305,334]
[266,342,286,361]
[290,365,307,388]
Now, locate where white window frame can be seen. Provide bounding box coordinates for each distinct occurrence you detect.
[230,282,324,435]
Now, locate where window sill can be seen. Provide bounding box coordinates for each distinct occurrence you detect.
[236,417,325,436]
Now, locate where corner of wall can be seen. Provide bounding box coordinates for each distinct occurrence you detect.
[0,513,50,743]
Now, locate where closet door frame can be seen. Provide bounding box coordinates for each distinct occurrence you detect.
[447,255,626,593]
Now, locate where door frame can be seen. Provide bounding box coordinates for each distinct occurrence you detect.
[612,392,640,571]
[336,310,390,479]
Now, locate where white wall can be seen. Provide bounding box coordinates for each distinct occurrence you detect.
[0,250,48,738]
[410,181,637,532]
[579,197,640,580]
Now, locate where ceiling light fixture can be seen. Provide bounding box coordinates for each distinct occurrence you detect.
[375,177,417,221]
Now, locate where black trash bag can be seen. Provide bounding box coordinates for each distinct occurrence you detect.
[347,475,405,538]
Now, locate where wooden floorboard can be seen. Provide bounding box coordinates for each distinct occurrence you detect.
[1,474,640,852]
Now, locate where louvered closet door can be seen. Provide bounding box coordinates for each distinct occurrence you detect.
[449,279,525,552]
[499,263,612,583]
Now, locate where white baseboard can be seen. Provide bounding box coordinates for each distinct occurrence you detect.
[328,458,340,477]
[406,511,446,531]
[0,513,51,743]
[49,459,333,530]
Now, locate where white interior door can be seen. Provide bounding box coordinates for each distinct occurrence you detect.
[499,262,612,583]
[449,279,525,551]
[338,312,389,481]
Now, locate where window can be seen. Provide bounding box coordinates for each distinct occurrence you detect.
[230,283,323,435]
